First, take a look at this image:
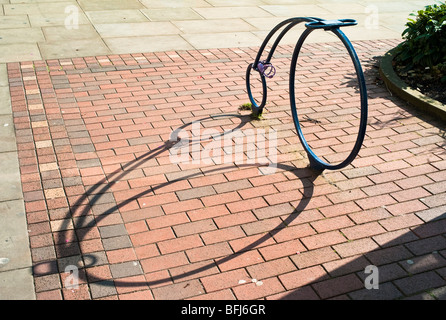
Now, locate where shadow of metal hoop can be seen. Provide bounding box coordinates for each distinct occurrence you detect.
[246,17,368,171]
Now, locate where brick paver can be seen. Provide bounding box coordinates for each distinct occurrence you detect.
[9,38,446,300]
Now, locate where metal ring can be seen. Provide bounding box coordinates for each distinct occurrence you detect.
[246,62,267,116]
[289,27,368,170]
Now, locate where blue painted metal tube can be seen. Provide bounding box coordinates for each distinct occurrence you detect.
[288,26,367,170]
[247,17,320,117]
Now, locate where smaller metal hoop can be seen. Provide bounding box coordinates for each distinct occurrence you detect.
[245,63,268,116]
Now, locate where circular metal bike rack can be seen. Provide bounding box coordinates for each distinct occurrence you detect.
[246,17,368,171]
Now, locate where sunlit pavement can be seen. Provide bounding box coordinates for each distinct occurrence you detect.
[0,0,444,300]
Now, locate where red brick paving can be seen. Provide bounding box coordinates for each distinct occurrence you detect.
[9,39,446,300]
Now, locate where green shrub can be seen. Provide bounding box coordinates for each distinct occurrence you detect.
[395,1,446,79]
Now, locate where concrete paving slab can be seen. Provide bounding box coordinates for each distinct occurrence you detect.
[8,0,76,2]
[0,152,22,202]
[0,27,45,44]
[0,43,41,63]
[77,0,144,11]
[0,86,11,115]
[139,0,212,8]
[94,21,180,38]
[28,12,90,27]
[360,1,423,13]
[38,38,111,59]
[0,115,16,152]
[86,9,149,24]
[206,0,269,6]
[317,3,368,14]
[408,0,436,5]
[0,63,8,87]
[243,16,292,30]
[0,268,35,300]
[0,200,31,272]
[4,2,80,15]
[259,4,332,17]
[42,24,101,41]
[378,13,415,34]
[141,8,203,21]
[262,0,317,3]
[193,6,273,19]
[0,15,30,29]
[173,18,257,34]
[181,31,262,49]
[338,25,401,41]
[104,34,194,54]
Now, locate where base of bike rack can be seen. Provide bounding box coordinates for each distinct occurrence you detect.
[308,154,326,172]
[250,107,263,118]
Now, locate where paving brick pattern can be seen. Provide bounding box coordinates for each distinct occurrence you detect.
[9,39,446,300]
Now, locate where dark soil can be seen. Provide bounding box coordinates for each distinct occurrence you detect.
[393,62,446,105]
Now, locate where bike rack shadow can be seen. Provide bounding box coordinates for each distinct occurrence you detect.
[278,212,446,300]
[31,114,248,273]
[32,112,322,294]
[85,163,319,292]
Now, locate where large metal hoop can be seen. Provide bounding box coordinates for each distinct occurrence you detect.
[288,26,368,170]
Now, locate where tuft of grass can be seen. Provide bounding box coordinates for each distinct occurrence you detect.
[250,112,263,121]
[238,102,252,111]
[239,102,264,120]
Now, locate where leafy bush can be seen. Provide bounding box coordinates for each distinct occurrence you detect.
[395,1,446,81]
